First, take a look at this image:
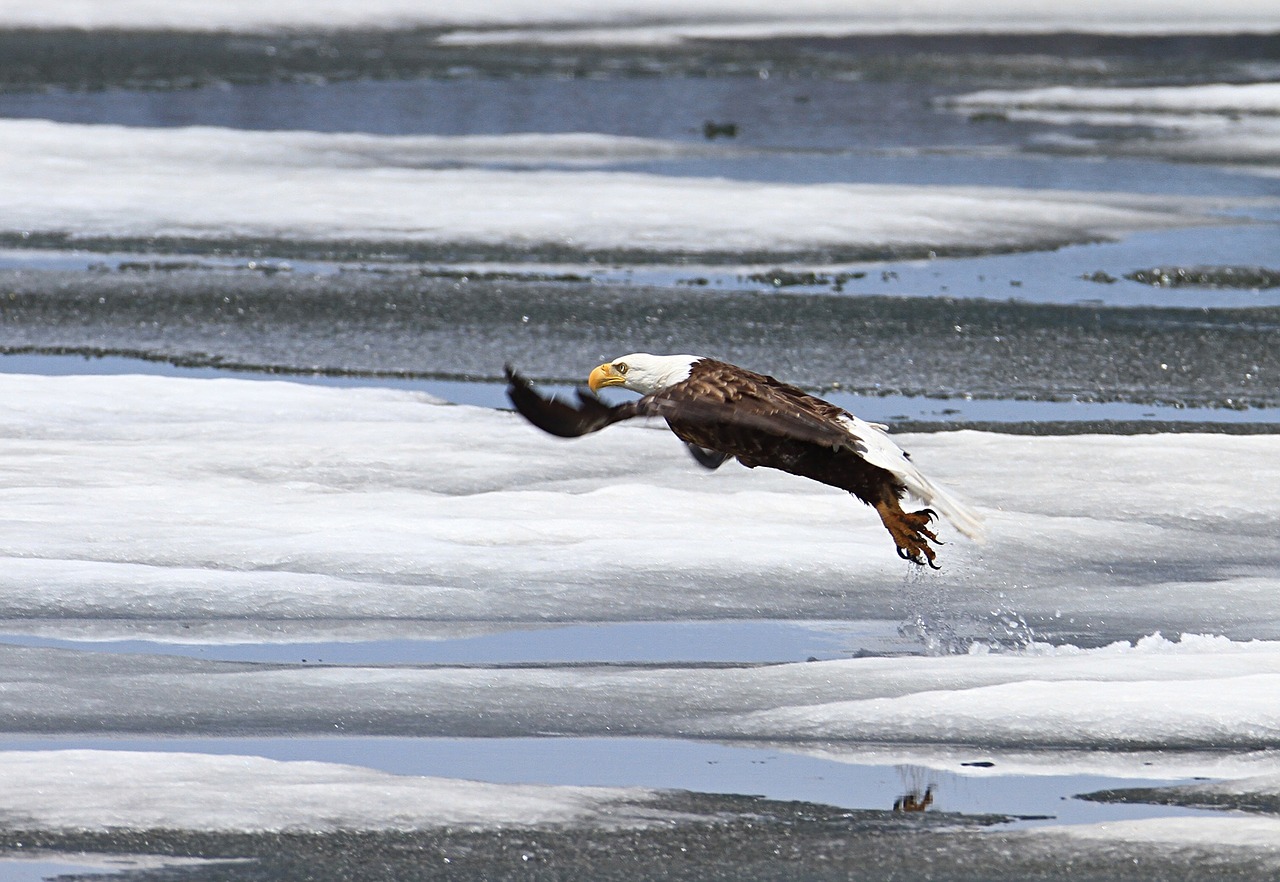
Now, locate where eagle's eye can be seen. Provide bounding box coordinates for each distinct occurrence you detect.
[615,362,629,374]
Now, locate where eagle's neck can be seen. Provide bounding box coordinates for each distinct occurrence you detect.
[625,354,700,395]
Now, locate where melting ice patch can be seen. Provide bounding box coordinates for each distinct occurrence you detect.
[4,0,1277,37]
[0,373,1275,756]
[0,373,1278,643]
[0,119,1229,258]
[1,374,1280,848]
[1038,816,1280,852]
[0,750,657,832]
[949,83,1280,116]
[2,633,1280,752]
[945,82,1280,169]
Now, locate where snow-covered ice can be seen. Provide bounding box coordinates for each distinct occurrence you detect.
[0,120,1228,257]
[950,83,1280,117]
[945,82,1280,169]
[1074,768,1280,823]
[0,374,1277,768]
[3,0,1278,867]
[1,373,1278,642]
[1040,816,1280,852]
[1162,771,1280,806]
[3,634,1280,753]
[4,0,1276,37]
[0,750,658,832]
[722,635,1280,749]
[0,340,1276,865]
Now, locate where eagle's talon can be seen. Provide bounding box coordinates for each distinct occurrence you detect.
[880,502,944,568]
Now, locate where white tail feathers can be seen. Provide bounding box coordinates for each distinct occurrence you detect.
[839,414,985,542]
[906,474,986,542]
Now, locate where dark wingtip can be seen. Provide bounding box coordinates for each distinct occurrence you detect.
[503,365,618,438]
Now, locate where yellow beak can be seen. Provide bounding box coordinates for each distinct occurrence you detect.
[588,363,626,393]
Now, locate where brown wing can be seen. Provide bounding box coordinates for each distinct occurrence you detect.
[682,358,852,420]
[505,363,855,451]
[660,359,860,452]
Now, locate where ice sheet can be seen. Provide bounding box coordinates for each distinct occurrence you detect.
[1,373,1278,643]
[2,373,1280,849]
[1174,772,1280,802]
[723,635,1280,748]
[1037,815,1280,849]
[790,744,1280,783]
[4,1,1276,37]
[945,82,1280,168]
[0,373,1278,752]
[0,750,656,832]
[2,633,1280,752]
[0,119,1227,257]
[950,83,1280,116]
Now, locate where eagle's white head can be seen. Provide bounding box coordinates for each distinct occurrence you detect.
[588,353,699,396]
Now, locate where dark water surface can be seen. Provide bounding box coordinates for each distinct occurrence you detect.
[3,268,1278,412]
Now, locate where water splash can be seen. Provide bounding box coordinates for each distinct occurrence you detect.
[897,557,1038,655]
[896,564,969,655]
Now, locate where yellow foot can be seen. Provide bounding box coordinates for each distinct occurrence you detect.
[875,502,943,569]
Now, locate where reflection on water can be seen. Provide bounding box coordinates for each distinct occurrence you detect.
[894,765,938,813]
[893,787,934,813]
[0,735,1226,831]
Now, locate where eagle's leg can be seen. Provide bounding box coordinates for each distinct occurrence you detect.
[872,497,942,569]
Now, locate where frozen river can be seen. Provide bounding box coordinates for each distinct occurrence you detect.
[1,3,1279,880]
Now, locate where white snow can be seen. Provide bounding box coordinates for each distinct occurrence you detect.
[949,82,1280,116]
[721,637,1280,749]
[0,373,1278,769]
[5,632,1280,754]
[3,0,1276,37]
[1,373,1279,642]
[945,82,1280,168]
[0,119,1229,256]
[1038,815,1280,852]
[1,373,1278,642]
[0,372,1278,854]
[0,750,657,832]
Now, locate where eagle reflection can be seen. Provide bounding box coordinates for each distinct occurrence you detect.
[893,785,934,813]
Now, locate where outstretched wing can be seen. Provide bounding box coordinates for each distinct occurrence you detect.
[505,364,858,451]
[504,365,642,437]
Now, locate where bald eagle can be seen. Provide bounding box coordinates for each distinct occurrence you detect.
[505,354,983,567]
